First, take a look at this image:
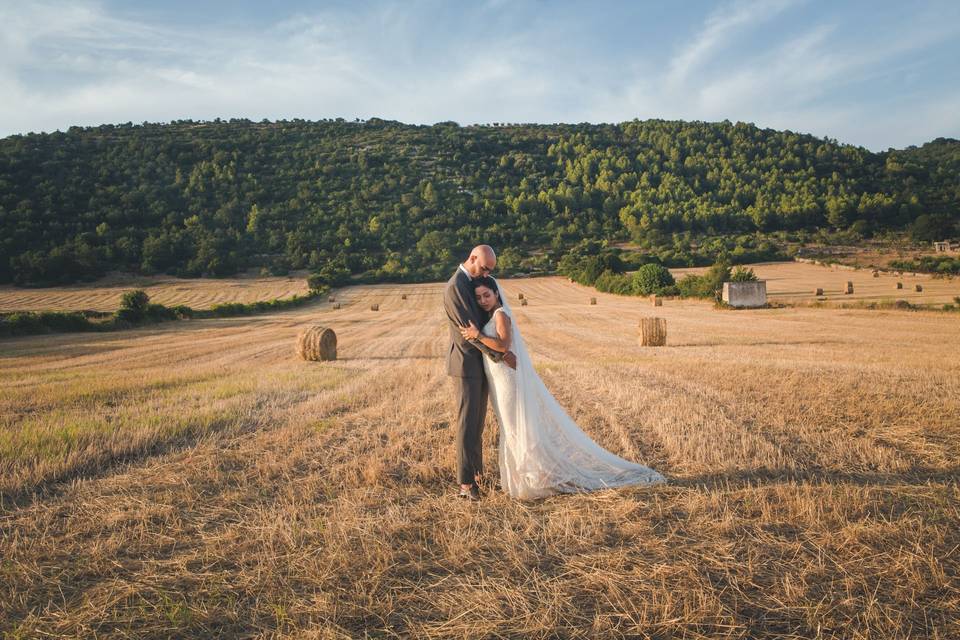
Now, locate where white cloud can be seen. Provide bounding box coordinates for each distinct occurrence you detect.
[584,0,960,148]
[667,0,801,87]
[0,0,956,149]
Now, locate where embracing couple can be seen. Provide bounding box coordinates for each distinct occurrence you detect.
[444,245,667,501]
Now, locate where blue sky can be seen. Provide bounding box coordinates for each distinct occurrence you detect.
[1,0,958,150]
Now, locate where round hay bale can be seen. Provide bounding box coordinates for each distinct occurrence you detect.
[651,295,662,307]
[401,294,408,300]
[590,297,597,305]
[370,303,380,311]
[297,325,337,361]
[915,284,923,292]
[872,270,879,277]
[328,296,336,302]
[638,317,667,347]
[814,287,824,296]
[333,302,341,309]
[896,282,903,289]
[518,293,525,300]
[844,281,854,294]
[520,298,528,306]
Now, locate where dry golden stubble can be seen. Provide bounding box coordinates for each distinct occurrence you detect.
[0,276,958,638]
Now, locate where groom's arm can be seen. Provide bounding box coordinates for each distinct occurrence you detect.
[444,281,504,362]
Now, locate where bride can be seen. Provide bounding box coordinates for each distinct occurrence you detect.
[459,276,667,500]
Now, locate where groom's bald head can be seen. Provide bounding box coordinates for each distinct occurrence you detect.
[464,245,496,278]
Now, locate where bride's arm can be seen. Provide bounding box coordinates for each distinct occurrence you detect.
[473,311,512,353]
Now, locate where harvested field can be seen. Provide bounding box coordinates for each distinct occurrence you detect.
[0,271,311,312]
[672,260,960,306]
[1,276,958,638]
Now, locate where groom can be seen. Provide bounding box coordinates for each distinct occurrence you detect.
[443,245,517,500]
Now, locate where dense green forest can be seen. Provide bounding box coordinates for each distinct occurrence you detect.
[0,118,957,287]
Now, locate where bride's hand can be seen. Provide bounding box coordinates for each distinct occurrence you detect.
[459,320,480,341]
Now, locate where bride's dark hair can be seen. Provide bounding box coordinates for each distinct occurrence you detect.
[472,275,500,300]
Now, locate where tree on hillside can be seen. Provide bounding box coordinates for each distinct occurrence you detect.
[0,120,956,286]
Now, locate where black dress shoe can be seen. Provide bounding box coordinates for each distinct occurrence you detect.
[459,483,481,501]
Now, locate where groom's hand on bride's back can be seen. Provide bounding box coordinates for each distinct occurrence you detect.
[503,351,517,369]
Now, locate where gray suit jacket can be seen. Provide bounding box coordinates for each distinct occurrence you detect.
[444,268,504,378]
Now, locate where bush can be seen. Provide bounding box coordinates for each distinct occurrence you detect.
[593,271,634,295]
[308,261,351,291]
[730,266,758,282]
[204,292,317,318]
[1,312,42,335]
[677,274,711,298]
[114,289,179,324]
[675,259,732,299]
[307,273,327,292]
[147,303,176,321]
[114,307,140,324]
[889,256,960,275]
[631,264,675,295]
[117,289,150,323]
[210,302,251,316]
[171,305,194,319]
[703,260,733,298]
[1,310,98,337]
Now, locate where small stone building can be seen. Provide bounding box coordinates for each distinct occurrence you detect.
[722,281,767,308]
[933,241,951,253]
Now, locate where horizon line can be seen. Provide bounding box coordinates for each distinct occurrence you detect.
[4,116,957,152]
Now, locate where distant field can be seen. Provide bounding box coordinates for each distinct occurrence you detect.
[1,277,958,637]
[4,261,959,316]
[672,260,960,305]
[4,261,958,317]
[800,245,960,271]
[0,271,312,312]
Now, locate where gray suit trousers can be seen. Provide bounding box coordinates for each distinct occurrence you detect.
[454,375,489,485]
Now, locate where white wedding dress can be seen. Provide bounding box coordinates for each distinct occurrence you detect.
[481,293,666,500]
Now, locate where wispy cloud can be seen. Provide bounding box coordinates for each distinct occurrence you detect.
[586,0,960,148]
[667,0,800,88]
[0,0,957,149]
